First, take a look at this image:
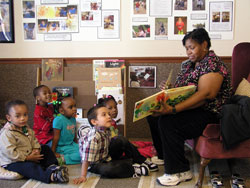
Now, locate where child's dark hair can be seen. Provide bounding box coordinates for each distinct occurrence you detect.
[97,95,117,106]
[33,85,48,98]
[87,104,105,127]
[5,100,27,115]
[53,93,71,115]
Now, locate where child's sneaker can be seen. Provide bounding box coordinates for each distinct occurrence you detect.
[0,167,23,180]
[132,163,149,178]
[51,167,69,183]
[142,159,159,172]
[151,156,164,165]
[48,164,61,171]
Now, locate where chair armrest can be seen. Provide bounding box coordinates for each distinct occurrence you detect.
[202,124,221,139]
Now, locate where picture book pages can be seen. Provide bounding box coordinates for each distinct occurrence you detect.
[42,58,64,81]
[133,85,196,122]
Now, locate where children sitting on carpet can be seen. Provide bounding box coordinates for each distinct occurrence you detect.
[97,95,119,138]
[51,95,81,165]
[0,100,69,183]
[98,95,160,163]
[73,104,158,184]
[33,85,54,147]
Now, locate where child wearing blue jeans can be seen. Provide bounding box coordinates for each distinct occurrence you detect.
[51,96,81,165]
[74,104,158,184]
[0,100,68,183]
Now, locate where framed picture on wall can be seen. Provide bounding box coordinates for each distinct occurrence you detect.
[129,66,156,88]
[0,0,14,43]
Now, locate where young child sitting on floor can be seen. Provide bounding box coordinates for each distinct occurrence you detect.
[33,85,54,146]
[97,95,119,138]
[0,100,68,183]
[51,96,81,165]
[77,95,119,139]
[73,104,158,184]
[98,95,158,162]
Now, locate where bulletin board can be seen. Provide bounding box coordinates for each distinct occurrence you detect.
[1,1,249,58]
[131,0,234,40]
[22,0,120,41]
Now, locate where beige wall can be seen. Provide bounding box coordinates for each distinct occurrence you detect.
[0,0,250,58]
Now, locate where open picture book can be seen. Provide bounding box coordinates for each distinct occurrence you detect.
[133,85,197,122]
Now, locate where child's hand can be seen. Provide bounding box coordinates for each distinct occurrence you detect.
[55,152,61,158]
[73,176,87,184]
[32,149,40,155]
[26,153,44,163]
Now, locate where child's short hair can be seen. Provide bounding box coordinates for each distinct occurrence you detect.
[97,95,117,106]
[33,85,48,98]
[87,104,105,127]
[5,100,27,115]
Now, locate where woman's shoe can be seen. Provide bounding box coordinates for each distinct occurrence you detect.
[156,170,192,186]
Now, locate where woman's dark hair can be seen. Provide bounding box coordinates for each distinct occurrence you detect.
[182,28,211,49]
[97,95,117,106]
[87,104,105,127]
[5,100,27,115]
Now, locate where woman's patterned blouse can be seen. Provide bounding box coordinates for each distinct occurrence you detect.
[174,50,232,114]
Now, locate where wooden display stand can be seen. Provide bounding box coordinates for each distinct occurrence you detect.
[37,65,127,137]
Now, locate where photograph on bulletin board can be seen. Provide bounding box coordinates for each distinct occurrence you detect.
[133,0,146,15]
[174,16,187,35]
[155,18,168,39]
[192,0,205,11]
[132,24,150,38]
[174,0,187,11]
[129,66,156,88]
[0,0,14,43]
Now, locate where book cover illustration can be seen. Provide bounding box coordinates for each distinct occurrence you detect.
[42,59,63,81]
[52,87,74,97]
[105,59,125,69]
[133,85,196,122]
[93,60,105,81]
[95,67,122,94]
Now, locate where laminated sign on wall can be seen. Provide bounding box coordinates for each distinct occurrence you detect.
[96,67,122,93]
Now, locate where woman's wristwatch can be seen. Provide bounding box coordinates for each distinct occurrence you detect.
[172,106,177,114]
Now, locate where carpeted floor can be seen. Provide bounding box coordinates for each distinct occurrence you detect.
[1,149,212,188]
[1,150,250,188]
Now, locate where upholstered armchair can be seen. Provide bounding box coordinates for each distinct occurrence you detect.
[194,42,250,188]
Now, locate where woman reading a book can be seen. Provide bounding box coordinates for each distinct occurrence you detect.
[147,28,232,186]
